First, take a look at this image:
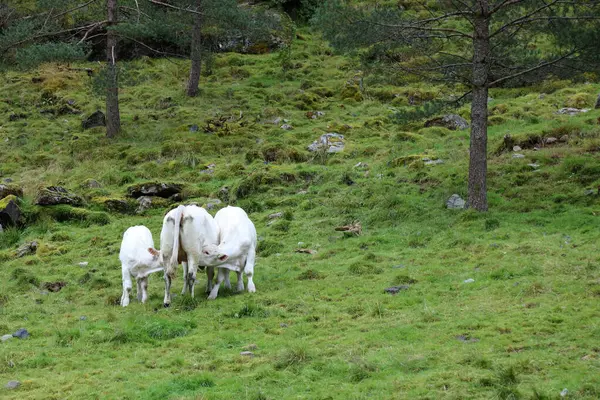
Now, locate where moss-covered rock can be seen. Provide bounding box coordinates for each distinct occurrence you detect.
[92,197,137,214]
[0,183,23,199]
[127,182,183,198]
[35,186,83,206]
[30,205,110,226]
[0,195,21,227]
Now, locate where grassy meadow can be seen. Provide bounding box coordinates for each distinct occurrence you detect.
[1,30,600,399]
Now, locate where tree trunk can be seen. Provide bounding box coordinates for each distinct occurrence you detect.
[468,1,490,211]
[186,0,202,97]
[106,0,121,138]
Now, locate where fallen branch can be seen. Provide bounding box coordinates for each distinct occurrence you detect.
[335,221,362,236]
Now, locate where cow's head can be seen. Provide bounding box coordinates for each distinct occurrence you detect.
[202,244,229,265]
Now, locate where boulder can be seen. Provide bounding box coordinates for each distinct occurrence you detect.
[81,179,102,189]
[94,198,135,214]
[556,107,590,116]
[446,194,466,209]
[35,186,83,206]
[308,133,345,153]
[425,114,469,130]
[82,110,106,129]
[16,241,38,258]
[127,182,183,199]
[0,184,23,199]
[0,195,21,227]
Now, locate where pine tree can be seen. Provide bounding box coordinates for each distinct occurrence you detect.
[314,0,600,211]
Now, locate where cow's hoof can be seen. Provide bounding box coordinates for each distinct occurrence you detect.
[163,303,170,308]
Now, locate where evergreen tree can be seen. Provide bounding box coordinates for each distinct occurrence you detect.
[314,0,600,211]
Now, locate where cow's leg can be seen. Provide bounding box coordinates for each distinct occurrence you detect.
[140,276,149,303]
[181,261,189,295]
[236,270,244,292]
[207,268,226,300]
[224,269,232,290]
[163,271,172,307]
[244,246,256,293]
[206,266,214,293]
[187,257,198,298]
[136,278,143,301]
[121,267,132,307]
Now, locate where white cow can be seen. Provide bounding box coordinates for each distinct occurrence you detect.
[160,205,219,307]
[201,206,257,300]
[119,225,163,307]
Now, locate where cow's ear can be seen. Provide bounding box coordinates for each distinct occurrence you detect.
[148,248,160,257]
[218,254,229,262]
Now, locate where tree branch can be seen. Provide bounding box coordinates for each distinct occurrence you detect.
[146,0,204,15]
[487,50,577,87]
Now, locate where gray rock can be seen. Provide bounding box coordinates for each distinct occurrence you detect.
[512,145,522,152]
[1,334,13,342]
[127,182,182,199]
[5,381,20,390]
[217,186,229,203]
[545,137,558,144]
[539,93,546,99]
[83,179,102,189]
[455,335,479,343]
[280,124,293,130]
[0,184,23,199]
[189,124,199,132]
[464,278,475,283]
[268,212,283,219]
[559,135,569,142]
[556,107,590,116]
[82,110,106,129]
[79,316,87,321]
[206,198,223,210]
[446,194,466,210]
[424,114,469,130]
[0,195,21,227]
[280,323,288,328]
[240,351,254,357]
[13,328,29,339]
[15,241,38,258]
[200,163,216,174]
[384,285,410,294]
[3,178,13,183]
[136,196,154,213]
[512,153,525,159]
[560,388,568,397]
[308,133,345,153]
[527,163,540,169]
[35,186,83,206]
[423,158,444,166]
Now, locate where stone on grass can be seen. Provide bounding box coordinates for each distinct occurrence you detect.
[82,110,106,129]
[5,381,20,390]
[240,351,254,357]
[464,278,475,284]
[308,133,345,153]
[556,107,590,116]
[423,158,444,166]
[78,261,89,267]
[13,328,29,339]
[0,184,23,199]
[512,153,525,159]
[424,114,469,130]
[35,186,83,206]
[82,179,102,189]
[15,241,38,258]
[268,212,283,219]
[280,124,293,130]
[446,194,466,210]
[455,334,479,343]
[0,195,21,227]
[1,334,13,342]
[545,137,558,144]
[528,163,540,169]
[127,182,182,199]
[513,146,522,152]
[560,389,569,397]
[384,285,410,294]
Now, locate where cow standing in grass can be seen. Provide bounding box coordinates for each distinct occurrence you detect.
[119,225,163,307]
[160,205,220,307]
[201,206,257,300]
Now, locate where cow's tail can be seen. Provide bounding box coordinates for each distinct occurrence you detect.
[167,205,185,277]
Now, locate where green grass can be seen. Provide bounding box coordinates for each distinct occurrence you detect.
[1,29,600,399]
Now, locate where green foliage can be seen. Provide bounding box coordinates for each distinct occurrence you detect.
[14,42,88,70]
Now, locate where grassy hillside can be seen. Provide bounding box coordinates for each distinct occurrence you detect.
[1,30,600,399]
